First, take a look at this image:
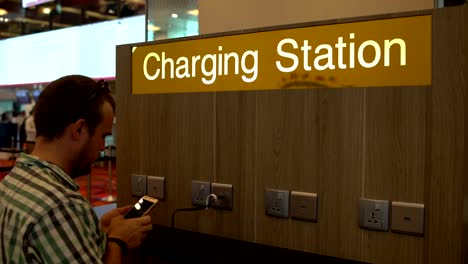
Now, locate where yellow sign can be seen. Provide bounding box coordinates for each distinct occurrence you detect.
[132,15,431,94]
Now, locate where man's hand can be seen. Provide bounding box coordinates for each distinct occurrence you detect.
[100,205,132,234]
[107,215,153,249]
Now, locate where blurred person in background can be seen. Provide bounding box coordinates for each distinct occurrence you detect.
[20,107,36,154]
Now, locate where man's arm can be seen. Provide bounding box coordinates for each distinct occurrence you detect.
[100,204,153,263]
[103,240,124,264]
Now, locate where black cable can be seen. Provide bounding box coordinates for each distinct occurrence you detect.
[170,196,216,229]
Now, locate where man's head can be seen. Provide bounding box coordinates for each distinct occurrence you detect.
[34,75,116,177]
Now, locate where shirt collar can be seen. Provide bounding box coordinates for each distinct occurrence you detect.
[16,153,80,191]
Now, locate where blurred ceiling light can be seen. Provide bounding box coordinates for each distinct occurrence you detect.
[0,17,4,22]
[15,17,71,28]
[171,13,178,18]
[147,25,161,31]
[187,9,199,16]
[42,7,51,14]
[0,9,8,16]
[4,18,8,22]
[127,0,145,5]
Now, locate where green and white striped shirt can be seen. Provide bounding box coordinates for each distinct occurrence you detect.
[0,153,106,263]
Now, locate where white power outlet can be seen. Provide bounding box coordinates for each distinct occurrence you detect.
[147,176,165,200]
[131,174,147,196]
[265,188,289,218]
[290,191,318,222]
[391,201,424,235]
[359,198,389,231]
[211,182,233,210]
[191,180,211,206]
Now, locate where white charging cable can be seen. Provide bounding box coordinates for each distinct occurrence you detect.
[205,193,218,207]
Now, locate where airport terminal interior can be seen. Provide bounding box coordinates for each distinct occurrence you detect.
[0,0,467,263]
[0,0,197,205]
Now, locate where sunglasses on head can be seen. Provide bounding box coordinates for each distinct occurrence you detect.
[87,80,110,102]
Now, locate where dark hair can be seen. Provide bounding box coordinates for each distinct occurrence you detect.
[34,75,116,140]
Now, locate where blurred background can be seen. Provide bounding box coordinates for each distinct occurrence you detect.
[0,0,201,206]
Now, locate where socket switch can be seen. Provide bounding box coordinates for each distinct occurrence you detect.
[290,191,318,222]
[265,188,290,218]
[391,201,424,235]
[191,180,211,206]
[211,182,233,210]
[131,174,147,196]
[359,198,389,231]
[146,176,165,200]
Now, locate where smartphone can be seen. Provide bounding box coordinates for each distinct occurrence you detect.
[123,196,159,219]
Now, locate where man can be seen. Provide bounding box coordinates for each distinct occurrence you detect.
[0,75,152,263]
[19,107,36,154]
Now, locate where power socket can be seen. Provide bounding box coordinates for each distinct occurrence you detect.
[191,180,211,206]
[147,176,165,200]
[211,182,233,210]
[265,188,290,218]
[131,174,147,196]
[290,191,318,222]
[391,201,424,235]
[359,198,389,231]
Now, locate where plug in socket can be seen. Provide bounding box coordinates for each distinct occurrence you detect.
[211,183,233,210]
[290,191,318,222]
[359,198,389,231]
[191,180,211,206]
[146,176,165,200]
[265,188,289,218]
[131,174,147,196]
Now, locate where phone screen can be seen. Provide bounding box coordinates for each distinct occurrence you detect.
[124,197,157,219]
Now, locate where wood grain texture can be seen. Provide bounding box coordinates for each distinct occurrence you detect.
[116,45,142,207]
[212,91,256,241]
[462,5,468,264]
[426,5,467,264]
[363,86,426,264]
[464,5,468,264]
[140,92,215,232]
[314,88,365,261]
[116,49,216,232]
[255,88,364,261]
[115,5,468,264]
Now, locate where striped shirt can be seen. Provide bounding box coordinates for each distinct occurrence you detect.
[0,153,106,263]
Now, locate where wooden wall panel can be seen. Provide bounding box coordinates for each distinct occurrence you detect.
[464,5,468,264]
[212,91,256,241]
[314,88,365,261]
[139,93,215,232]
[461,5,468,264]
[255,89,318,249]
[137,95,165,222]
[363,86,427,264]
[116,50,215,233]
[427,5,467,264]
[255,88,364,261]
[116,45,142,206]
[116,5,468,263]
